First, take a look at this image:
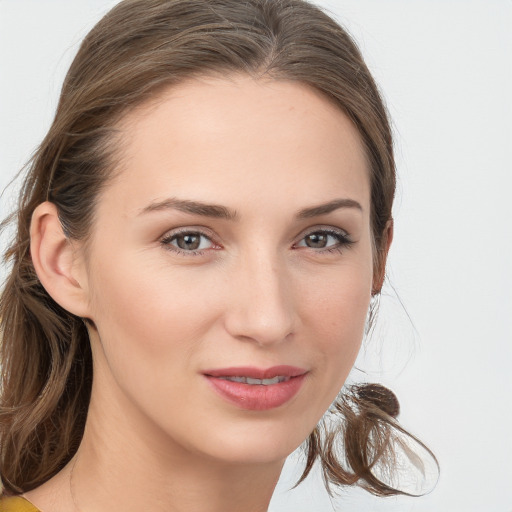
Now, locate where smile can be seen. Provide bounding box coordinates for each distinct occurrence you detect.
[203,366,308,410]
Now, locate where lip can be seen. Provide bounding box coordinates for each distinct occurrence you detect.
[203,365,308,411]
[203,365,307,379]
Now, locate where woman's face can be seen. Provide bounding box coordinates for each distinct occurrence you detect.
[80,75,374,466]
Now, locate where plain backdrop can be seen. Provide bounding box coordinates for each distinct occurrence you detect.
[1,1,511,511]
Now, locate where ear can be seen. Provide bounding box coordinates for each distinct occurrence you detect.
[372,219,394,295]
[30,201,91,318]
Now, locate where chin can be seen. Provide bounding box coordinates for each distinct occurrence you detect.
[203,439,298,467]
[180,415,312,467]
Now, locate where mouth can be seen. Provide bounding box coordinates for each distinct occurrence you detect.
[203,366,308,410]
[216,375,290,385]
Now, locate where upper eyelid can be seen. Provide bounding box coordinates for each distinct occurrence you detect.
[161,226,217,240]
[295,225,351,240]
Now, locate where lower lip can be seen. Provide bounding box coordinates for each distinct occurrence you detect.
[205,374,307,411]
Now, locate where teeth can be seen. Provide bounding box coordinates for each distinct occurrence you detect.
[219,376,289,385]
[223,376,246,383]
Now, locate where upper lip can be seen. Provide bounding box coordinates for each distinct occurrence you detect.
[203,365,307,379]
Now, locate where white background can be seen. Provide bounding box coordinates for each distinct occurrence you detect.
[1,1,511,511]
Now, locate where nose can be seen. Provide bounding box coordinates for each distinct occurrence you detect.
[223,251,296,347]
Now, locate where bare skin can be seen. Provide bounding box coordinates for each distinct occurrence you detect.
[26,75,387,512]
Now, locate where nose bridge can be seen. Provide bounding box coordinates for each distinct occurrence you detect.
[225,246,295,346]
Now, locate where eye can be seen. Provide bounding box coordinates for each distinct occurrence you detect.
[161,230,217,254]
[295,228,353,253]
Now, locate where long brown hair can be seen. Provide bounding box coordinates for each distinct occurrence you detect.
[0,0,437,497]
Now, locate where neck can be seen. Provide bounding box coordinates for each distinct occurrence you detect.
[69,369,284,512]
[71,428,283,512]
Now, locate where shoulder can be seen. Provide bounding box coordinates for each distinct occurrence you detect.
[0,496,40,512]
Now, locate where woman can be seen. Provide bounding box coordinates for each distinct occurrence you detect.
[0,0,436,510]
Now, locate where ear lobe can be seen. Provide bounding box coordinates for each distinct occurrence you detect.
[30,201,90,318]
[372,219,394,294]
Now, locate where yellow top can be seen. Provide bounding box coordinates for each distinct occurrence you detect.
[0,497,40,512]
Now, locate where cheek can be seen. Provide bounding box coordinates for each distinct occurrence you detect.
[299,261,372,381]
[88,257,204,352]
[86,245,237,404]
[315,291,369,362]
[85,254,213,430]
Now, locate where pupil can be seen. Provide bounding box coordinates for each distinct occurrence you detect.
[306,233,327,248]
[177,234,200,250]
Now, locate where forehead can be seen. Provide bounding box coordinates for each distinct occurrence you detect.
[104,75,370,218]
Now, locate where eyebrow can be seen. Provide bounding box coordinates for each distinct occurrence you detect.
[296,198,363,218]
[139,197,362,220]
[139,197,238,220]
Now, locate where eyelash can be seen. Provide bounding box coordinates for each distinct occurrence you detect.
[295,228,354,255]
[160,227,354,257]
[160,228,220,257]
